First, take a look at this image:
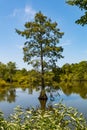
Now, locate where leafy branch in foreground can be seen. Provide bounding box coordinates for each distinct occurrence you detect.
[66,0,87,26]
[0,103,87,130]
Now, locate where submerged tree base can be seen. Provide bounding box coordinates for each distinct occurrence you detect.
[39,99,47,110]
[38,90,48,100]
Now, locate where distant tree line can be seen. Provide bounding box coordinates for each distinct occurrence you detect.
[0,60,87,87]
[60,61,87,81]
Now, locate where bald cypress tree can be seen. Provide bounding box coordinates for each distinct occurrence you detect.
[16,11,64,99]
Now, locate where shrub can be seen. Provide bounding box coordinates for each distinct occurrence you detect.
[0,78,8,87]
[0,103,87,130]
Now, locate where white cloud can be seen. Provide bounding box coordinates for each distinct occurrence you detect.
[11,5,36,20]
[61,40,72,46]
[25,6,36,17]
[24,5,36,20]
[12,9,21,17]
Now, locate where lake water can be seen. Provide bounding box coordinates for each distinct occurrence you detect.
[0,81,87,120]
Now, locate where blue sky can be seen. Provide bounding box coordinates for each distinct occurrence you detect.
[0,0,87,70]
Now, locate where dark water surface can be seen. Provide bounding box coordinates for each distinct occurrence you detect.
[0,81,87,120]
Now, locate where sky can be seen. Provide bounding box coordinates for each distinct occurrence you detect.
[0,0,87,70]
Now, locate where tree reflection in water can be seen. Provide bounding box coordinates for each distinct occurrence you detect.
[59,81,87,99]
[0,81,87,107]
[0,87,16,103]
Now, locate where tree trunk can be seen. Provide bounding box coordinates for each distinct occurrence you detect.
[39,98,47,110]
[41,42,45,89]
[38,42,48,100]
[38,89,48,100]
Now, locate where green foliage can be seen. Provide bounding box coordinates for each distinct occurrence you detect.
[0,61,17,84]
[60,61,87,81]
[0,78,8,87]
[0,103,87,130]
[16,11,64,68]
[16,11,64,89]
[6,62,16,83]
[13,69,41,87]
[0,62,7,80]
[0,60,87,85]
[66,0,87,26]
[52,67,62,82]
[59,81,87,99]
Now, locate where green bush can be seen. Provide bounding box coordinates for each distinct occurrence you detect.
[0,103,87,130]
[0,78,8,87]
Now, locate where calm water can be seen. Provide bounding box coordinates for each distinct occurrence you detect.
[0,81,87,120]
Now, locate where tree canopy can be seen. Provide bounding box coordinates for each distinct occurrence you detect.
[66,0,87,26]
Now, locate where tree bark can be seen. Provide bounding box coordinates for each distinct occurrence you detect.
[38,89,48,100]
[39,97,47,110]
[41,42,45,89]
[38,42,48,100]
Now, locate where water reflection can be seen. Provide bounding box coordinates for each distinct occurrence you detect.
[59,81,87,99]
[0,81,87,103]
[0,86,41,103]
[0,81,87,118]
[39,99,47,110]
[0,87,16,102]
